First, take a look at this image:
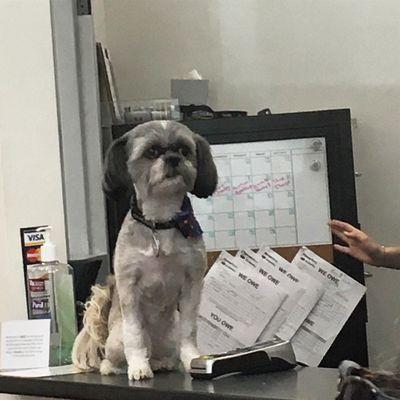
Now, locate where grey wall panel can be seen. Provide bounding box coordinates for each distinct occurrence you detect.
[51,0,109,281]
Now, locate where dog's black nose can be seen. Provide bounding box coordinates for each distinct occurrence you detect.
[165,154,181,167]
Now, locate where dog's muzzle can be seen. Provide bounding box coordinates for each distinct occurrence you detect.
[165,153,182,168]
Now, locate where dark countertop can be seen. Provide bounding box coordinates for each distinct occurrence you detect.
[0,367,339,400]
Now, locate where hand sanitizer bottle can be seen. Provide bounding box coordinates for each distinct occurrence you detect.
[27,226,77,366]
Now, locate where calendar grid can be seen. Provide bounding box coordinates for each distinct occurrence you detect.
[192,139,331,250]
[289,148,299,244]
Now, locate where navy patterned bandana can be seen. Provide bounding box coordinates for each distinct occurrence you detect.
[130,194,203,239]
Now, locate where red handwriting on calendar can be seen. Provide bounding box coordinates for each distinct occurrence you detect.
[215,182,232,195]
[253,178,272,192]
[233,182,253,194]
[272,176,291,189]
[231,176,291,194]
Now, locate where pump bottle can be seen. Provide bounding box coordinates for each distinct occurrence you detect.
[26,226,77,366]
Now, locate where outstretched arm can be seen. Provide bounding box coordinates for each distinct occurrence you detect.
[329,219,400,269]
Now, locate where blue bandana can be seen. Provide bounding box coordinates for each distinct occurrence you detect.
[173,196,203,239]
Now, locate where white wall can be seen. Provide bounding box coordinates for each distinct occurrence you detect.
[92,0,108,47]
[0,0,67,321]
[96,0,400,368]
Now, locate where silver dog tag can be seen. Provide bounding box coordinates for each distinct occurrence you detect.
[152,230,160,257]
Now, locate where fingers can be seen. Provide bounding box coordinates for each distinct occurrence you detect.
[334,244,367,264]
[343,230,363,240]
[333,244,351,255]
[329,220,366,243]
[328,219,355,233]
[330,227,351,244]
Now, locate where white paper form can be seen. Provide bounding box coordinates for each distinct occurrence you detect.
[197,317,243,355]
[237,247,314,342]
[197,251,287,354]
[257,246,324,341]
[291,247,366,366]
[237,248,299,340]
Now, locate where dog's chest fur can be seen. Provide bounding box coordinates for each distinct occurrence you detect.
[138,257,185,311]
[114,214,206,312]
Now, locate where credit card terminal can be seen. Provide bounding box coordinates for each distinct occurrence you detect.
[190,338,297,379]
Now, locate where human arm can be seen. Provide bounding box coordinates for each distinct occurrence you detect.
[328,219,400,269]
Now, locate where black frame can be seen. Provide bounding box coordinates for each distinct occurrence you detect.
[109,108,368,368]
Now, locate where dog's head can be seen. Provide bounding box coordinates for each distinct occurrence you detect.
[103,121,217,200]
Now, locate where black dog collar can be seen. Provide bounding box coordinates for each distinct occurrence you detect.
[130,193,203,239]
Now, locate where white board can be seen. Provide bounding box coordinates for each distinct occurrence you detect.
[192,137,331,250]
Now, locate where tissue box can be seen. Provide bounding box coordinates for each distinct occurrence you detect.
[171,79,209,105]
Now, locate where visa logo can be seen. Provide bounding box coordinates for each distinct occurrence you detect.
[24,232,45,244]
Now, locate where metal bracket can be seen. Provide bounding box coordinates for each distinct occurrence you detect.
[76,0,91,15]
[257,108,272,116]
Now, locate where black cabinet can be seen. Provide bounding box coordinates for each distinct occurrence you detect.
[105,109,368,368]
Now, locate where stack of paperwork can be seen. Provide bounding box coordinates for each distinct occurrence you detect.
[197,246,366,366]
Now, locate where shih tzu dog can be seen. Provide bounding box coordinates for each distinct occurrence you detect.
[72,121,217,380]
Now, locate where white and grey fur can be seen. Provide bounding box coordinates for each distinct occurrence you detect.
[72,121,217,380]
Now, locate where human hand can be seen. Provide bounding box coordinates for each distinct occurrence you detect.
[328,219,385,266]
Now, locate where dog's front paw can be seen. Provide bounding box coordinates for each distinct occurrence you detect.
[100,359,126,375]
[180,344,200,372]
[128,359,154,381]
[151,357,178,371]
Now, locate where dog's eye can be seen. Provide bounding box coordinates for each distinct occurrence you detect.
[145,146,162,159]
[179,145,190,157]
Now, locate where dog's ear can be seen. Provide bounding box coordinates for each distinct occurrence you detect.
[102,135,132,200]
[191,134,218,198]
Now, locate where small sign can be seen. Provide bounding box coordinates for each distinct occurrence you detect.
[0,320,50,370]
[20,225,48,318]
